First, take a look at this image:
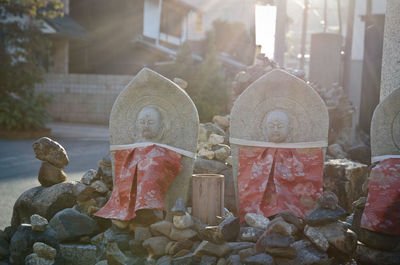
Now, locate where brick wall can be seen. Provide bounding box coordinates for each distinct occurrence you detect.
[35,73,133,124]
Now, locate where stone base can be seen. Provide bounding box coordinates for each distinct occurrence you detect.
[0,128,51,139]
[323,159,369,212]
[356,244,400,265]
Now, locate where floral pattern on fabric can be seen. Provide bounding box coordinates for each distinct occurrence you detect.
[237,146,324,221]
[94,145,182,221]
[361,158,400,236]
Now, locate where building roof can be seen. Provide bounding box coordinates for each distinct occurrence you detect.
[44,14,88,39]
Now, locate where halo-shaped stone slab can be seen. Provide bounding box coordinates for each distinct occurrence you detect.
[109,68,199,217]
[371,88,400,157]
[230,69,329,209]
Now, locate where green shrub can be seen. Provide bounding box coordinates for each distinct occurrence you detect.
[0,92,52,130]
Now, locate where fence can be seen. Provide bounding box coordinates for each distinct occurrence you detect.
[35,73,133,124]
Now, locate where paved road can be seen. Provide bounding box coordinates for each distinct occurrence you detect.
[0,123,109,229]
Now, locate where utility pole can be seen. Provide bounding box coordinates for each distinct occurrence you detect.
[343,0,355,93]
[299,0,309,70]
[323,0,328,32]
[274,0,287,67]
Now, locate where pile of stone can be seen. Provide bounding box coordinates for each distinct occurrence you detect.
[87,191,358,265]
[351,197,400,265]
[195,115,236,213]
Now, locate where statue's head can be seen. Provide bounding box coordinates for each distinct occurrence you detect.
[137,107,162,140]
[265,110,289,143]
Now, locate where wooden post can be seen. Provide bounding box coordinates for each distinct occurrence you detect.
[192,174,224,225]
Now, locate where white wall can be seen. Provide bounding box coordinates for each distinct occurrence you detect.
[143,0,161,40]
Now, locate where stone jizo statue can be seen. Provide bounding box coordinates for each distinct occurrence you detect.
[95,68,199,224]
[230,69,329,220]
[361,88,400,237]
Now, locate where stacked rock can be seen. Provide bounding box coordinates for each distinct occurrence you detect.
[75,153,113,217]
[351,197,400,265]
[197,115,231,164]
[304,191,357,263]
[195,115,237,213]
[25,242,57,265]
[32,137,69,187]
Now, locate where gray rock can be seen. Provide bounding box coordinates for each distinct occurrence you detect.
[276,211,305,231]
[193,158,229,174]
[150,221,173,237]
[106,242,127,265]
[59,244,97,265]
[226,255,241,265]
[25,253,54,265]
[32,137,69,169]
[219,217,240,242]
[173,213,193,229]
[214,146,230,162]
[202,123,226,137]
[33,242,56,260]
[256,233,295,253]
[156,255,172,265]
[200,255,217,265]
[238,248,256,261]
[304,225,329,252]
[314,221,357,255]
[265,246,297,258]
[0,237,9,257]
[212,115,230,129]
[305,206,346,226]
[239,227,263,242]
[9,224,59,265]
[243,253,274,265]
[244,213,269,230]
[81,169,98,185]
[134,227,152,242]
[316,191,338,210]
[356,243,400,265]
[169,226,197,241]
[287,239,330,265]
[49,207,99,242]
[216,258,226,265]
[266,216,297,236]
[165,240,194,255]
[38,162,67,187]
[228,242,255,253]
[129,239,148,257]
[172,253,200,265]
[171,198,187,216]
[12,182,81,226]
[30,214,48,232]
[194,241,232,258]
[95,261,108,265]
[142,236,171,256]
[90,180,109,194]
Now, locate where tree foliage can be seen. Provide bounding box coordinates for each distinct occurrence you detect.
[211,19,254,65]
[0,0,63,130]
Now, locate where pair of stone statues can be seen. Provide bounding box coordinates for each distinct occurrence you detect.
[94,68,331,225]
[94,68,331,226]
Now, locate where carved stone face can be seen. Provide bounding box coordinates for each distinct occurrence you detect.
[265,110,289,143]
[137,107,162,140]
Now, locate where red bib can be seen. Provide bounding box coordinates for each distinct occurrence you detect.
[237,147,324,221]
[361,158,400,236]
[95,145,182,221]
